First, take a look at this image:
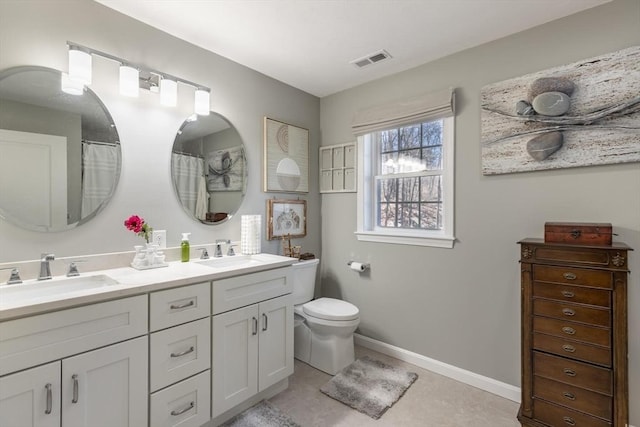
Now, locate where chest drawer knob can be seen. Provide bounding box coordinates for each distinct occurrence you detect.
[563,416,576,426]
[563,368,577,377]
[562,344,576,353]
[562,391,576,401]
[562,308,576,316]
[561,326,576,335]
[171,401,195,416]
[561,290,575,298]
[170,346,195,358]
[170,300,195,310]
[563,272,577,280]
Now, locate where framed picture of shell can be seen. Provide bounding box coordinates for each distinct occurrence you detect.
[263,117,309,193]
[266,198,307,240]
[481,46,640,175]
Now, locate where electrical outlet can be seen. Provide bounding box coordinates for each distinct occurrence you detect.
[153,230,166,249]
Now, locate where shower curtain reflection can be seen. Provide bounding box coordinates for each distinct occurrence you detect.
[172,152,207,220]
[81,141,120,219]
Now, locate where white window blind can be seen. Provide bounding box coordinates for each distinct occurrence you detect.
[351,88,455,136]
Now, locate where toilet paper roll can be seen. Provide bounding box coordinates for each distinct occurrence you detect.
[350,262,366,272]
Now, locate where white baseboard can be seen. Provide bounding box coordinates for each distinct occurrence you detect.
[354,333,521,403]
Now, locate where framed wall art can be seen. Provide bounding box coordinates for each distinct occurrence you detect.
[206,146,245,191]
[267,198,307,240]
[263,117,309,193]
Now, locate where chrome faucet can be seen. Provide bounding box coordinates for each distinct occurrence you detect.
[0,266,22,285]
[226,240,236,256]
[214,240,225,257]
[38,253,55,280]
[198,247,210,259]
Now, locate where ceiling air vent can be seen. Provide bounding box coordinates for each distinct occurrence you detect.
[350,50,392,68]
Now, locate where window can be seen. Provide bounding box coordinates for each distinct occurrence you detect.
[353,89,455,248]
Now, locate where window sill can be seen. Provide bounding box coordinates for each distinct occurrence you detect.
[354,231,455,248]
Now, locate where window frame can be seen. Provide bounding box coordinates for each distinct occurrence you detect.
[355,116,455,248]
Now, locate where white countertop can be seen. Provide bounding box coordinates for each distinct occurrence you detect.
[0,254,296,321]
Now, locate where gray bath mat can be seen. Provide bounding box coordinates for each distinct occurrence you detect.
[219,400,301,427]
[320,355,418,419]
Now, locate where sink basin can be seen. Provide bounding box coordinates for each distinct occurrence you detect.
[195,253,293,270]
[0,274,120,306]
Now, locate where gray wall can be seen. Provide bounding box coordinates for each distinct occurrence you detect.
[319,0,639,422]
[0,0,320,262]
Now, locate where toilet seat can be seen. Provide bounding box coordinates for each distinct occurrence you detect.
[302,297,359,321]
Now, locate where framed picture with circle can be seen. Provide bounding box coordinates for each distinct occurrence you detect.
[267,199,307,240]
[263,117,309,193]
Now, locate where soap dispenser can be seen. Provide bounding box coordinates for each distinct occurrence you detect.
[181,233,191,262]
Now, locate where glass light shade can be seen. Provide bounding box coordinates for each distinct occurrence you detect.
[68,49,92,85]
[194,89,210,115]
[61,73,84,96]
[160,78,177,107]
[119,65,139,97]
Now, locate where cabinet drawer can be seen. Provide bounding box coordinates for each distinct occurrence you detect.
[150,370,210,427]
[533,265,612,289]
[533,333,610,366]
[533,399,611,427]
[150,318,210,392]
[150,282,210,332]
[533,317,610,347]
[212,267,292,314]
[533,299,610,327]
[533,352,612,395]
[533,375,612,421]
[533,282,610,308]
[0,295,147,376]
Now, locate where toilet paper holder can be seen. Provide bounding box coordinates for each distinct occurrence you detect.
[347,261,369,272]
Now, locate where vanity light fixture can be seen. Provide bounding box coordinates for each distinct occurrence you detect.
[65,41,211,114]
[61,72,85,95]
[119,64,139,97]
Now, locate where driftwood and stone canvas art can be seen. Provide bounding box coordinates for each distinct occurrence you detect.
[481,46,640,175]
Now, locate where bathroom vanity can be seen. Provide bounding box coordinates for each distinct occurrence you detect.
[0,254,295,427]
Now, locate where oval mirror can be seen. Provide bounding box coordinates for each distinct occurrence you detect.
[171,112,246,224]
[0,66,121,232]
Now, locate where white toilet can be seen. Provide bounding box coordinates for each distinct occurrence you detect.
[291,258,360,375]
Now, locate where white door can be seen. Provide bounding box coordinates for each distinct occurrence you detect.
[212,304,258,417]
[0,129,67,230]
[258,294,294,391]
[0,362,61,427]
[61,336,148,427]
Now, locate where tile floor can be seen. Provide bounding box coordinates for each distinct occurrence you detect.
[269,345,521,427]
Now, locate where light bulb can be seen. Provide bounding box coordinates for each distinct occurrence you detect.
[68,48,92,85]
[119,65,139,97]
[194,88,210,116]
[160,78,177,107]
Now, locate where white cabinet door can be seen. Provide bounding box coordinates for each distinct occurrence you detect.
[61,336,148,427]
[212,305,258,417]
[258,294,293,392]
[0,362,60,427]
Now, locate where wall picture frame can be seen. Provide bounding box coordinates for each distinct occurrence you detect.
[266,199,307,240]
[263,117,309,193]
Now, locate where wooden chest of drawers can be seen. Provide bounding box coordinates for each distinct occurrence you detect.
[518,239,631,427]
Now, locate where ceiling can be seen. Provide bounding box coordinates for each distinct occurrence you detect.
[95,0,610,98]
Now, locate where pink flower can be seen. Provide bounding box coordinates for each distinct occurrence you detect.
[124,215,153,243]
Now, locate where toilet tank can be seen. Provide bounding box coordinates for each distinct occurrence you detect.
[290,258,319,305]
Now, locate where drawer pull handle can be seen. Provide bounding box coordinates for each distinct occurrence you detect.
[262,313,268,331]
[563,391,576,401]
[562,308,575,317]
[171,401,194,416]
[170,300,195,310]
[72,374,79,404]
[561,291,575,298]
[563,272,577,280]
[570,229,581,239]
[170,346,195,358]
[563,416,576,426]
[563,368,577,377]
[562,326,576,335]
[562,344,576,353]
[252,317,258,335]
[45,383,52,414]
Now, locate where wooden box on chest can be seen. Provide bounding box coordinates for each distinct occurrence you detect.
[517,238,631,427]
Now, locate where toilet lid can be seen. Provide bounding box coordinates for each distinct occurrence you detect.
[303,297,359,321]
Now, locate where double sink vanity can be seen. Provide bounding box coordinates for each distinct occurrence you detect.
[0,253,297,427]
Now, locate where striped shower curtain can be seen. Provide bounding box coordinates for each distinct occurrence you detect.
[172,153,207,219]
[81,142,120,218]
